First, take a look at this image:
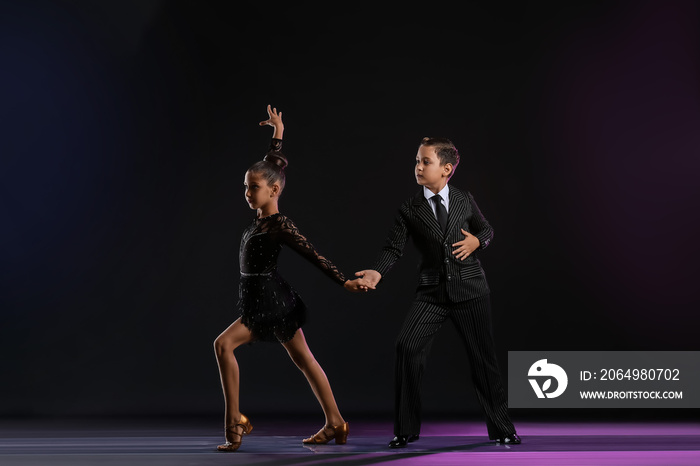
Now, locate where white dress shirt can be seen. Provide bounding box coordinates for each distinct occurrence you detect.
[423,184,450,219]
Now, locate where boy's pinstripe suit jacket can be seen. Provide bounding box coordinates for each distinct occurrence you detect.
[372,186,493,304]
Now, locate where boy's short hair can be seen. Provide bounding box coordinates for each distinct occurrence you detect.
[420,137,460,171]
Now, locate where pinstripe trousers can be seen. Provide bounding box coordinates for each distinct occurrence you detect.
[394,293,514,439]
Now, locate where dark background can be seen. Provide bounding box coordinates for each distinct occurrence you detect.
[1,1,699,420]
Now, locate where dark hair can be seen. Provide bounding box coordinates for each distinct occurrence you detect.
[420,137,460,174]
[248,150,288,192]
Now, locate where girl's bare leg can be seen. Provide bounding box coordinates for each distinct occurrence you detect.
[214,318,254,435]
[282,329,345,427]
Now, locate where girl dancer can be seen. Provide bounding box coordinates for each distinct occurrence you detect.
[214,105,367,452]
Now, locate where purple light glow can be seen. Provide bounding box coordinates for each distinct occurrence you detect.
[419,420,700,437]
[1,419,698,465]
[528,1,700,343]
[381,451,700,466]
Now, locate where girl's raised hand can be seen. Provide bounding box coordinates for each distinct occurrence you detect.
[259,104,283,128]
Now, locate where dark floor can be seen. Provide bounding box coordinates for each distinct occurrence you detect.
[1,417,699,465]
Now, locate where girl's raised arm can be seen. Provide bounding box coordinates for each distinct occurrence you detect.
[259,104,284,140]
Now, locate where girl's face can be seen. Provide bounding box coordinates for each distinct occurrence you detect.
[244,171,278,209]
[415,145,451,188]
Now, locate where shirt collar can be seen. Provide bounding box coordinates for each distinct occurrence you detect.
[423,184,450,210]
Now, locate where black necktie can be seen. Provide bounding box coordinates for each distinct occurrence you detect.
[431,194,447,233]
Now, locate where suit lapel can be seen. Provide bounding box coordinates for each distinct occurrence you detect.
[412,189,443,239]
[445,187,467,237]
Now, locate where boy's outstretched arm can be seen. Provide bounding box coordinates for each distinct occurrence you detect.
[354,203,410,289]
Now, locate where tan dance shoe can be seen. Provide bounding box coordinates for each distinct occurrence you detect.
[217,414,253,452]
[302,421,349,445]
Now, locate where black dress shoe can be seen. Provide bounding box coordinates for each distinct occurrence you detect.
[495,433,521,444]
[388,434,420,448]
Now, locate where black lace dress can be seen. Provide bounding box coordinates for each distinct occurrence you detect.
[237,144,347,343]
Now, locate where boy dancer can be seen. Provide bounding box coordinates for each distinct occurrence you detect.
[357,137,520,447]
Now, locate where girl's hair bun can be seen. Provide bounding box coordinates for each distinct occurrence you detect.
[263,151,288,170]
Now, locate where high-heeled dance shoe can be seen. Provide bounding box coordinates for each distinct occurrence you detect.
[302,421,349,445]
[216,414,253,452]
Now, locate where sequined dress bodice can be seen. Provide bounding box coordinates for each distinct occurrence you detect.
[239,213,346,285]
[236,213,346,343]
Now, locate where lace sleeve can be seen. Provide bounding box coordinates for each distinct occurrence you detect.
[269,138,283,152]
[277,217,347,286]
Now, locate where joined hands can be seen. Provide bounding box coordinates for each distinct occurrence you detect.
[344,270,381,293]
[344,275,375,293]
[345,269,381,293]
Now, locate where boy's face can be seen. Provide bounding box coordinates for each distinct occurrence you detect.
[415,145,451,189]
